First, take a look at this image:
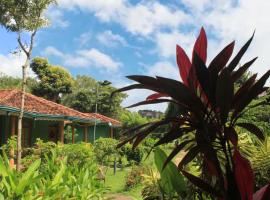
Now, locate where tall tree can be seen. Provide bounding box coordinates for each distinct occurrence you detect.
[30,57,74,102]
[0,0,55,170]
[62,75,127,118]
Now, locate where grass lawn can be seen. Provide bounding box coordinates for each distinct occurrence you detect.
[104,147,172,200]
[105,167,143,200]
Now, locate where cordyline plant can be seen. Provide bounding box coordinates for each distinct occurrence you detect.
[113,28,270,200]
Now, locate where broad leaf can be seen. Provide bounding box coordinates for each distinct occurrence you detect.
[253,183,270,200]
[178,145,200,169]
[227,32,255,72]
[154,148,186,196]
[176,45,192,85]
[236,122,264,141]
[233,149,254,200]
[192,27,207,63]
[146,92,168,100]
[216,69,233,123]
[231,57,257,82]
[181,170,222,198]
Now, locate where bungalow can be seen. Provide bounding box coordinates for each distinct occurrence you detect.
[0,89,121,147]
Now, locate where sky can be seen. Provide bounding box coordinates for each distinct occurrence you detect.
[1,0,270,112]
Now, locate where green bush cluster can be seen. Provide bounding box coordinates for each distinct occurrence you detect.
[0,145,106,200]
[125,165,147,189]
[94,138,144,166]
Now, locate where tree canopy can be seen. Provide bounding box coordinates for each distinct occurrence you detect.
[62,75,127,118]
[30,57,74,102]
[0,0,55,32]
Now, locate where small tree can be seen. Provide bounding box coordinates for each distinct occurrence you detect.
[30,57,74,102]
[0,0,56,171]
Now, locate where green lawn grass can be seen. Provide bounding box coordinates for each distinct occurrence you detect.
[104,147,172,200]
[105,167,143,200]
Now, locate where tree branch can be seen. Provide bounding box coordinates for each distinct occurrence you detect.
[29,30,37,55]
[17,32,28,56]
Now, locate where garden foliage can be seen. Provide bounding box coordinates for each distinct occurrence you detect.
[114,27,270,199]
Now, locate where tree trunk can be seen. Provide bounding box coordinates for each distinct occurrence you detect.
[17,59,29,171]
[16,31,36,171]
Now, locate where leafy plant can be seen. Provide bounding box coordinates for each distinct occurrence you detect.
[114,27,270,199]
[0,153,41,199]
[120,143,144,165]
[125,165,146,189]
[94,138,119,165]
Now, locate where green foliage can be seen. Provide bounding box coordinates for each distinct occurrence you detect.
[114,29,270,199]
[94,138,119,165]
[0,73,38,92]
[120,143,144,165]
[240,134,270,189]
[0,153,41,199]
[120,111,150,130]
[0,141,106,199]
[62,75,127,118]
[125,165,146,189]
[30,57,74,102]
[154,148,186,198]
[0,0,55,32]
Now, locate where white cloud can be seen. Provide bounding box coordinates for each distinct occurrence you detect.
[97,30,127,47]
[57,0,190,37]
[43,46,122,72]
[200,0,270,77]
[43,46,64,57]
[74,32,92,47]
[46,8,69,28]
[0,53,34,77]
[147,61,179,80]
[76,49,122,71]
[155,31,195,58]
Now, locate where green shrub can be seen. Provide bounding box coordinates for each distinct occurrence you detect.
[0,149,106,199]
[94,138,119,165]
[120,143,144,164]
[57,142,95,167]
[125,165,146,189]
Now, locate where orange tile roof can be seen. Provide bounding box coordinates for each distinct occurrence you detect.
[0,89,96,122]
[86,113,121,126]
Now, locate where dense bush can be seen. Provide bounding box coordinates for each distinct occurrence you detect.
[94,138,118,165]
[0,150,106,199]
[125,165,146,189]
[120,143,144,164]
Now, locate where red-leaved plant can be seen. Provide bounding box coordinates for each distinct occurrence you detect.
[113,28,270,199]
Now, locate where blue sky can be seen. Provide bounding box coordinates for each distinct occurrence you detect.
[1,0,270,111]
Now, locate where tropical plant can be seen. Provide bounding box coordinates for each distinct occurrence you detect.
[0,153,41,199]
[240,134,270,189]
[114,28,270,199]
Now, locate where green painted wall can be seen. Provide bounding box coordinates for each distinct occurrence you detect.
[0,115,8,146]
[31,120,59,145]
[75,124,111,143]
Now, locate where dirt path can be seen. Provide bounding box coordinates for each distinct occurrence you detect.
[106,194,134,200]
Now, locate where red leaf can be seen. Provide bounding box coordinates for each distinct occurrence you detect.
[253,184,270,200]
[176,45,191,85]
[233,149,254,200]
[146,93,168,100]
[203,155,218,176]
[193,27,207,63]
